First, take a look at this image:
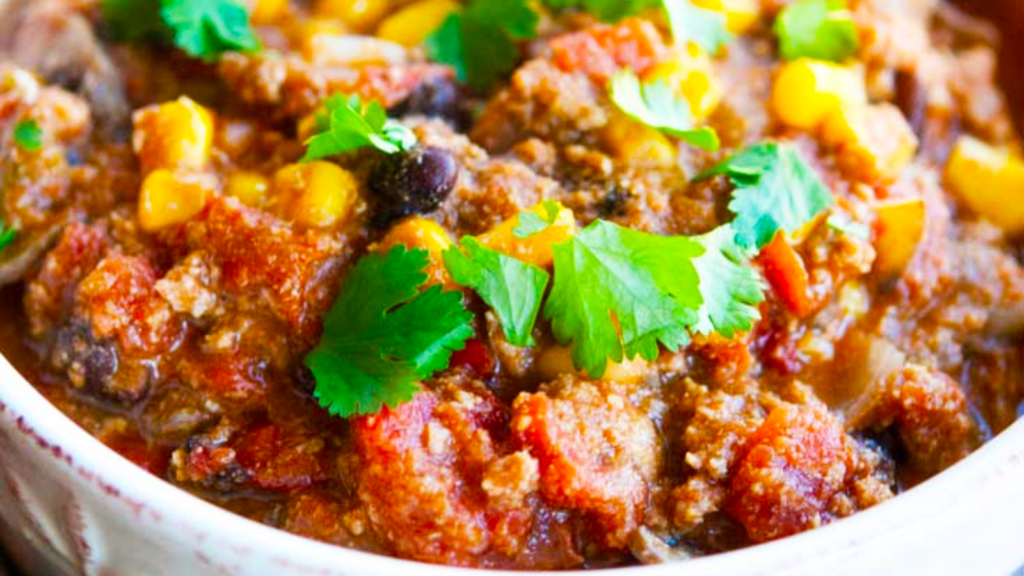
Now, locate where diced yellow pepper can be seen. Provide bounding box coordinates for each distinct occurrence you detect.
[535,345,649,383]
[643,46,723,122]
[691,0,761,33]
[771,59,867,131]
[821,103,918,182]
[315,0,393,32]
[138,169,215,232]
[600,111,677,168]
[274,162,359,228]
[478,201,577,269]
[872,198,926,276]
[226,171,270,207]
[376,0,459,47]
[377,216,454,287]
[250,0,288,24]
[945,136,1024,234]
[133,97,215,174]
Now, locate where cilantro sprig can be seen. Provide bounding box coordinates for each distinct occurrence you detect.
[662,0,732,54]
[302,94,417,161]
[13,120,42,152]
[610,69,720,151]
[691,224,764,336]
[101,0,260,61]
[425,0,540,91]
[774,0,859,62]
[513,200,563,239]
[306,246,474,417]
[696,142,833,249]
[0,221,16,252]
[444,237,550,347]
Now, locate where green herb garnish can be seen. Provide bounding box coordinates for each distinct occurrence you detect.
[774,0,858,62]
[302,94,417,161]
[0,222,16,251]
[305,246,474,417]
[13,120,42,152]
[610,69,721,151]
[513,201,563,239]
[101,0,260,61]
[425,0,540,91]
[697,142,834,249]
[691,224,764,336]
[662,0,731,54]
[444,237,550,347]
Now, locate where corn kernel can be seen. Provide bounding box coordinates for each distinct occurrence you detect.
[250,0,288,24]
[945,136,1024,234]
[376,0,459,47]
[478,201,577,269]
[274,162,359,228]
[600,111,677,168]
[377,216,454,287]
[643,46,723,122]
[771,59,866,131]
[691,0,761,33]
[872,198,926,276]
[315,0,393,32]
[138,169,215,232]
[133,97,215,174]
[226,171,270,207]
[821,103,918,182]
[536,345,649,383]
[299,18,347,53]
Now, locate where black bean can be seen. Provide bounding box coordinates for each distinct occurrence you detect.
[52,323,150,405]
[369,146,459,227]
[390,75,467,127]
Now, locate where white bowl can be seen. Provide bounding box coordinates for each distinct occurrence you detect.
[1,353,1024,576]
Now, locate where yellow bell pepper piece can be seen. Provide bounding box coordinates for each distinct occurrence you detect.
[821,103,918,182]
[945,136,1024,234]
[771,59,866,131]
[251,0,288,24]
[377,216,455,288]
[478,201,577,269]
[138,169,215,232]
[600,111,677,168]
[376,0,459,47]
[873,198,926,277]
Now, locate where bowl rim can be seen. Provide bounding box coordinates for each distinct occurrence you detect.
[1,352,1023,576]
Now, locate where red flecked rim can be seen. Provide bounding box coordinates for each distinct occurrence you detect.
[2,352,1024,576]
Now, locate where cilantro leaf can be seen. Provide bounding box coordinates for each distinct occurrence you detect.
[691,225,764,336]
[827,213,869,240]
[425,0,540,91]
[541,0,660,22]
[302,94,416,161]
[0,221,15,252]
[13,120,42,152]
[444,237,550,347]
[102,0,259,61]
[161,0,261,60]
[662,0,732,54]
[775,0,859,62]
[610,69,720,151]
[696,142,833,249]
[305,246,474,417]
[513,200,562,239]
[544,220,704,377]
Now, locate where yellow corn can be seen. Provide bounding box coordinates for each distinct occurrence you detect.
[315,0,393,32]
[274,162,359,228]
[376,0,459,47]
[536,346,649,383]
[821,103,918,182]
[478,201,577,269]
[377,216,454,287]
[945,136,1024,234]
[133,97,214,174]
[691,0,760,34]
[226,171,270,207]
[250,0,288,24]
[643,46,723,122]
[873,198,926,277]
[298,18,347,53]
[138,169,215,232]
[771,59,866,131]
[600,111,677,168]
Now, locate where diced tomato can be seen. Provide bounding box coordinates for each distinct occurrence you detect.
[758,232,813,317]
[450,339,494,376]
[233,423,330,491]
[550,19,669,83]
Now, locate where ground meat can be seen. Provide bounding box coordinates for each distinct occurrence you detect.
[352,386,538,567]
[725,404,855,543]
[512,376,661,549]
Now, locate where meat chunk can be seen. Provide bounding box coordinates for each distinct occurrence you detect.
[353,387,536,566]
[725,405,854,542]
[511,376,660,548]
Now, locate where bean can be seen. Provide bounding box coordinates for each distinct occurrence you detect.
[369,146,459,227]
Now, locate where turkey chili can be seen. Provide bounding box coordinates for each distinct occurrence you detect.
[0,0,1022,569]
